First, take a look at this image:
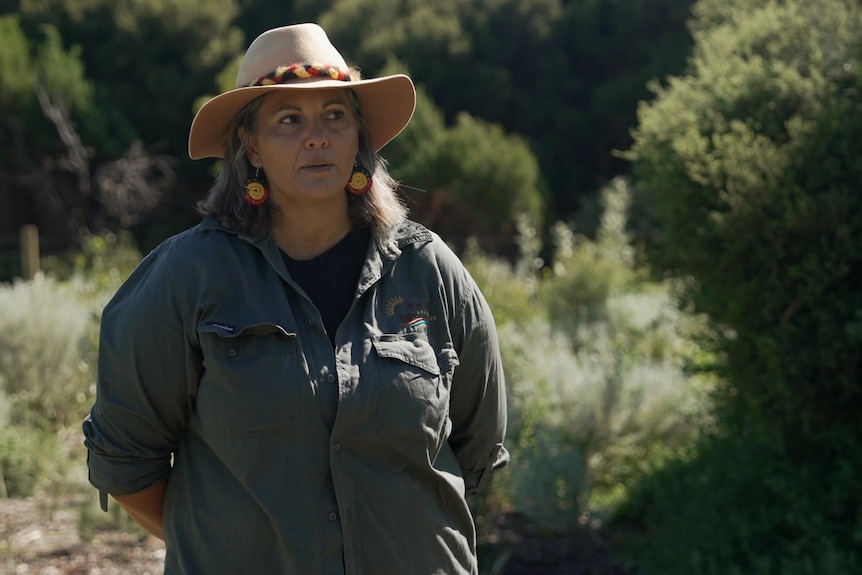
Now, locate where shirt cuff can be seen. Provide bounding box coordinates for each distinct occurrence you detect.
[464,444,509,496]
[83,419,172,509]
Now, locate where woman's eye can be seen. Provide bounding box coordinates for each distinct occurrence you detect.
[280,114,299,125]
[326,110,345,121]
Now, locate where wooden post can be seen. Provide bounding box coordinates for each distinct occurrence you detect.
[20,225,39,280]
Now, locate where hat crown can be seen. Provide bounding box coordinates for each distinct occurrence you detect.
[235,24,349,88]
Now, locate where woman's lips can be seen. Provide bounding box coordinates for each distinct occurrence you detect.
[301,163,334,173]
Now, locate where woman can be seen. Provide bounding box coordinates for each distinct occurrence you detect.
[83,23,508,575]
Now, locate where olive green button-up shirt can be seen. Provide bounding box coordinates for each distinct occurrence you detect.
[83,217,508,575]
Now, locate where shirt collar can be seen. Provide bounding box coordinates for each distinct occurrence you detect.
[198,215,432,252]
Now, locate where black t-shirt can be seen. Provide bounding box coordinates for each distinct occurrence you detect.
[281,228,371,347]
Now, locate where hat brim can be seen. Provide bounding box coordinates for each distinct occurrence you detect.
[188,74,416,160]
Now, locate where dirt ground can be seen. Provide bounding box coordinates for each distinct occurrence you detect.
[0,496,164,575]
[0,497,636,575]
[481,512,638,575]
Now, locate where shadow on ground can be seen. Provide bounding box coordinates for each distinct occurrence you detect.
[479,512,640,575]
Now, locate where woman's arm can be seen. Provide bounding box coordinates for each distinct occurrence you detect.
[84,238,198,538]
[113,479,168,541]
[447,276,509,495]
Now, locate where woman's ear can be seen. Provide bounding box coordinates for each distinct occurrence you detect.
[238,126,260,167]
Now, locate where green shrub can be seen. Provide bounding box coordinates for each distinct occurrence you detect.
[463,245,541,328]
[626,0,862,436]
[469,180,714,531]
[0,274,99,431]
[612,434,862,575]
[43,229,143,299]
[541,178,641,328]
[0,387,10,431]
[0,15,34,108]
[0,425,63,497]
[0,231,141,433]
[617,0,862,569]
[492,295,712,531]
[508,422,586,532]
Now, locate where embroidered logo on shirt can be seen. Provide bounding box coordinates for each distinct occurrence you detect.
[205,321,235,333]
[385,296,403,317]
[402,316,428,328]
[385,295,436,327]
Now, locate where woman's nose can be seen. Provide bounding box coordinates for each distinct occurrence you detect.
[304,119,328,148]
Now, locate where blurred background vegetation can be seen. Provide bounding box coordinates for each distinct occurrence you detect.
[1,0,861,573]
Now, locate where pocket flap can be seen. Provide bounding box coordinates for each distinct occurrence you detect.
[373,336,441,376]
[198,321,295,338]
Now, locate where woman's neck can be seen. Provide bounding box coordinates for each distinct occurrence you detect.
[269,204,353,261]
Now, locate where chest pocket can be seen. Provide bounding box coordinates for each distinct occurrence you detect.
[196,322,302,437]
[373,333,460,444]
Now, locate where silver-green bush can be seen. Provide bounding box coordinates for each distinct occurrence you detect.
[0,274,99,431]
[0,425,63,497]
[468,179,715,532]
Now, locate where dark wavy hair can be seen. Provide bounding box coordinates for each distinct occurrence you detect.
[197,89,407,240]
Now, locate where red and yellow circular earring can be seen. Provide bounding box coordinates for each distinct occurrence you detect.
[345,162,372,196]
[243,167,269,206]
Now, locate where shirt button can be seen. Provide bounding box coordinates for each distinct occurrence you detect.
[333,442,341,452]
[307,318,317,327]
[227,348,237,357]
[328,511,338,522]
[327,373,337,383]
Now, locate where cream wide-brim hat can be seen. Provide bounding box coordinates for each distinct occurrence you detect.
[188,23,416,159]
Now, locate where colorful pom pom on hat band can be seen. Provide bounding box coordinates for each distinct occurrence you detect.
[250,63,357,87]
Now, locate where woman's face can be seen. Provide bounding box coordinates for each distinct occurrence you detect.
[245,88,359,210]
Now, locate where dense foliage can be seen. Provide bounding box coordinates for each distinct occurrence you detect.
[465,180,714,534]
[0,0,696,257]
[383,79,545,251]
[319,0,694,215]
[616,0,862,571]
[3,1,861,573]
[15,0,243,160]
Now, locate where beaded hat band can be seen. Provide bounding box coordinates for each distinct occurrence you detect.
[249,63,358,87]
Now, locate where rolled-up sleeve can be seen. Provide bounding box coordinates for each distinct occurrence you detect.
[447,276,509,496]
[83,240,200,508]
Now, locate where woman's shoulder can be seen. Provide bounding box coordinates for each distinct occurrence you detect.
[391,219,459,262]
[146,217,243,265]
[117,218,247,296]
[389,219,474,282]
[105,218,249,311]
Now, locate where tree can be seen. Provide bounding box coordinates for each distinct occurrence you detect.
[319,0,695,219]
[0,14,177,244]
[17,0,243,162]
[615,0,862,570]
[0,15,32,110]
[378,60,544,253]
[627,0,862,432]
[0,16,97,238]
[233,0,331,41]
[1,0,245,245]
